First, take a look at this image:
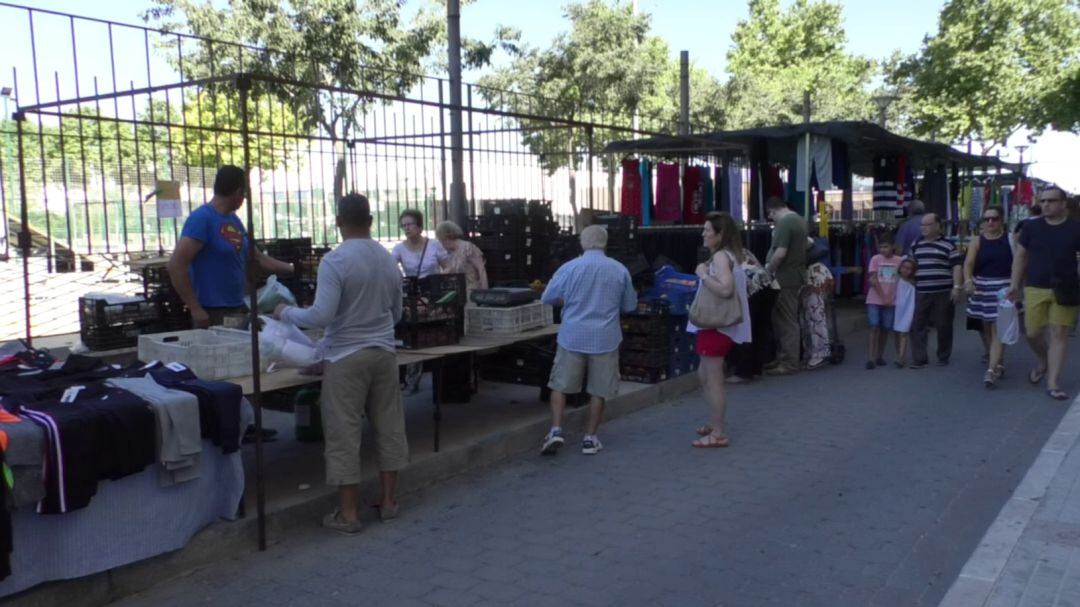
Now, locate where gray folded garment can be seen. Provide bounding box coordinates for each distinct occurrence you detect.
[0,418,47,509]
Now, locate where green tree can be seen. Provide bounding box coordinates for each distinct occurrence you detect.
[478,0,724,216]
[143,0,471,199]
[886,0,1080,151]
[724,0,876,128]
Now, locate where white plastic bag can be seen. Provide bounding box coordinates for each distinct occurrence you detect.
[258,315,319,368]
[256,275,297,314]
[997,299,1019,346]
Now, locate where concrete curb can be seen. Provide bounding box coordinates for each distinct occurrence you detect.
[938,393,1080,607]
[7,373,700,607]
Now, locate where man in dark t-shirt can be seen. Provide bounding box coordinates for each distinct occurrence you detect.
[1009,186,1080,400]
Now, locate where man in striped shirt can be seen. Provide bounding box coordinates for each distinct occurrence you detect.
[910,213,964,369]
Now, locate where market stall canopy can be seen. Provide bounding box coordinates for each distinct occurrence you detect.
[603,121,1019,175]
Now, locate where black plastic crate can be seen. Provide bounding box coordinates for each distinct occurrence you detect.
[468,214,528,233]
[396,320,459,350]
[473,233,546,252]
[142,266,176,297]
[527,200,553,218]
[79,297,160,330]
[622,332,672,351]
[81,324,145,351]
[628,299,672,318]
[484,249,538,268]
[256,237,312,261]
[481,200,527,216]
[620,349,671,368]
[620,365,668,384]
[592,213,638,231]
[402,273,467,303]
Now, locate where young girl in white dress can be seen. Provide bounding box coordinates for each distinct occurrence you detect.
[893,258,918,368]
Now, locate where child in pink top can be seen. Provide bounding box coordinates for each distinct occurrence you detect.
[866,235,901,369]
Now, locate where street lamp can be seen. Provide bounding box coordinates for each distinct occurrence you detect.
[1,86,13,261]
[871,94,899,129]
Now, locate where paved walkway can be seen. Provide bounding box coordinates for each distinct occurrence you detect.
[112,332,1075,607]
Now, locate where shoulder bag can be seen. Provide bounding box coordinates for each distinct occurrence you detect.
[689,250,744,329]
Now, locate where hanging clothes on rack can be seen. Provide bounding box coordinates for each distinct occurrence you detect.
[795,135,834,192]
[1015,178,1034,206]
[702,167,715,214]
[872,155,899,211]
[683,165,707,225]
[765,165,785,199]
[949,163,961,222]
[715,165,727,214]
[620,159,642,221]
[640,159,653,226]
[728,164,744,224]
[896,155,914,216]
[923,164,950,217]
[654,163,681,223]
[831,139,850,190]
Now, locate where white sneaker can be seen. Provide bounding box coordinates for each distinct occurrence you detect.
[540,429,564,455]
[581,436,603,455]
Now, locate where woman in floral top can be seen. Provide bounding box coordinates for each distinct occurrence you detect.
[435,221,488,293]
[727,248,780,383]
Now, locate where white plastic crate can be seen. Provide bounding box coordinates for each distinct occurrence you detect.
[138,328,256,380]
[465,302,553,336]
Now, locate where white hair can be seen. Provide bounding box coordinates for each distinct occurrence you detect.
[579,225,608,250]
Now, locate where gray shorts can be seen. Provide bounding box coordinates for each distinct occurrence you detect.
[547,346,620,400]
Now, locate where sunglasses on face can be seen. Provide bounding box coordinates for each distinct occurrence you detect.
[982,216,1001,222]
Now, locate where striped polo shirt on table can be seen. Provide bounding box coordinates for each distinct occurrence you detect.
[911,237,962,293]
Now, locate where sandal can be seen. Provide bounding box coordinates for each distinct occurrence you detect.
[695,425,714,437]
[692,434,730,448]
[1048,389,1070,401]
[1030,368,1047,384]
[994,364,1005,379]
[983,369,997,389]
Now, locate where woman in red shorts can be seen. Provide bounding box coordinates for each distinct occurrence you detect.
[689,212,752,448]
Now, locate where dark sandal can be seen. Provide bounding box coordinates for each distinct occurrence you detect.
[1049,389,1069,401]
[692,434,730,448]
[1030,368,1047,384]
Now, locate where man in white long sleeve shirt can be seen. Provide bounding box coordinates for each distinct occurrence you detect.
[273,193,407,535]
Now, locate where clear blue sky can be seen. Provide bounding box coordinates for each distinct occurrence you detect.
[3,0,1076,189]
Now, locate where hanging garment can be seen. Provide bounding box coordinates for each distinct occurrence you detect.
[728,165,743,223]
[765,165,785,199]
[971,184,985,229]
[872,155,899,211]
[640,159,653,226]
[795,135,833,192]
[715,165,727,213]
[702,167,715,214]
[831,139,849,189]
[924,164,950,218]
[620,159,642,221]
[896,155,914,216]
[950,163,961,221]
[1015,178,1034,206]
[654,163,681,223]
[683,165,707,225]
[959,183,973,225]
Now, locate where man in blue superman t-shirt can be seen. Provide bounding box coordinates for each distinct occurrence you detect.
[168,165,295,328]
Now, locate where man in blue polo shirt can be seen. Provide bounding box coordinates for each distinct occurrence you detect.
[168,165,295,328]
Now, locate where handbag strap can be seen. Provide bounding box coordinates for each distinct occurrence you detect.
[414,238,430,278]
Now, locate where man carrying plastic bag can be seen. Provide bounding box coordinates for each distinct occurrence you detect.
[272,193,407,535]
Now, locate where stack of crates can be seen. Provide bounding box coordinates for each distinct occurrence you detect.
[469,200,559,286]
[140,266,193,333]
[397,273,467,349]
[619,300,699,384]
[293,246,330,306]
[478,335,557,387]
[592,214,650,289]
[79,296,165,351]
[256,237,313,305]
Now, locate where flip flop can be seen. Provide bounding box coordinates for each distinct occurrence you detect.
[692,434,730,448]
[1029,368,1047,384]
[1049,389,1070,401]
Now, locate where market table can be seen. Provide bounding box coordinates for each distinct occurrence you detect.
[228,324,561,452]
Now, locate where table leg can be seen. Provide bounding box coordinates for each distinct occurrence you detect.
[434,358,445,452]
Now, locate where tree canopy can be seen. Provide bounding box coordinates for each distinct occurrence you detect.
[886,0,1080,150]
[723,0,876,128]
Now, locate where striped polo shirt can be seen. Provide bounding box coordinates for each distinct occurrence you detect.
[911,237,962,293]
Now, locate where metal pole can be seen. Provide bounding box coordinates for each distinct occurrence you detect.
[679,50,689,222]
[803,90,812,223]
[587,125,594,210]
[447,0,467,227]
[238,74,267,552]
[15,113,32,346]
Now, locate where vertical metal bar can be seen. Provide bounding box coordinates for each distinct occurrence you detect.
[53,74,75,257]
[27,13,54,269]
[177,34,194,217]
[466,85,475,213]
[69,17,95,254]
[129,81,147,252]
[251,91,267,239]
[108,25,130,252]
[586,125,594,210]
[93,79,112,253]
[163,86,180,247]
[144,30,164,253]
[236,74,266,553]
[16,114,33,345]
[437,80,449,222]
[280,97,293,239]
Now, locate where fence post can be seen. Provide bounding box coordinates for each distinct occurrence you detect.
[237,73,267,553]
[586,125,594,210]
[15,112,32,346]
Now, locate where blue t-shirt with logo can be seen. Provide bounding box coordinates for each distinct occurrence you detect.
[180,203,249,308]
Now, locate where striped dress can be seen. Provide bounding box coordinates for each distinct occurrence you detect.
[966,234,1013,322]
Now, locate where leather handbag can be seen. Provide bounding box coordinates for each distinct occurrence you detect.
[689,251,744,329]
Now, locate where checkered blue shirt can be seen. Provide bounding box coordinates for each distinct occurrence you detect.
[542,250,638,354]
